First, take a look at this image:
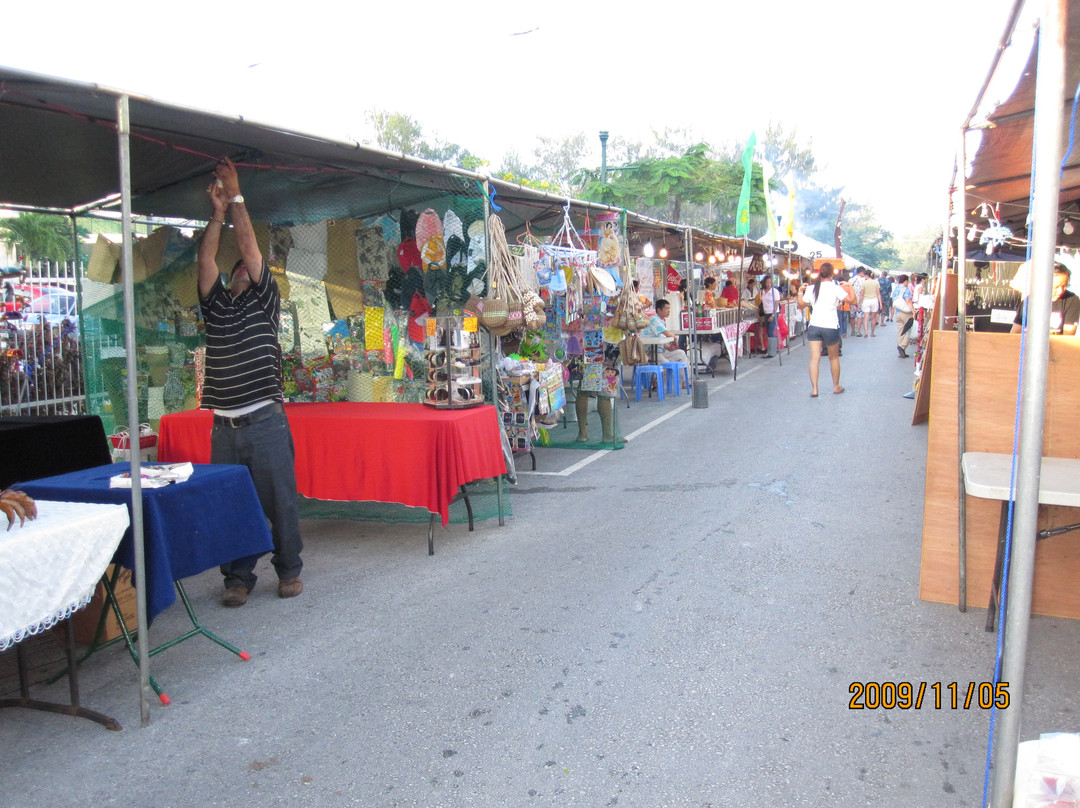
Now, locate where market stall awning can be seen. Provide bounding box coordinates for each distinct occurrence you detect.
[0,66,758,262]
[964,6,1080,240]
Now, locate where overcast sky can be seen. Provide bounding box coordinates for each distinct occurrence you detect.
[4,0,1023,237]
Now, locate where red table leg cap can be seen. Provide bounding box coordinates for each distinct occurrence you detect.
[159,693,171,706]
[239,651,251,661]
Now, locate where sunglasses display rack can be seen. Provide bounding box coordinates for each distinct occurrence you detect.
[423,317,483,409]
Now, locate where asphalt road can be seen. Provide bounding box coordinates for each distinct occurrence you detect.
[2,322,1077,808]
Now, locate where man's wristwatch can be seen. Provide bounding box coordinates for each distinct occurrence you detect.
[228,194,244,204]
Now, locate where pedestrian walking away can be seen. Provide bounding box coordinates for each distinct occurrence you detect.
[892,274,915,357]
[800,262,856,396]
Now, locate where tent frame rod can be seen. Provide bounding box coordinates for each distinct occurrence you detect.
[990,1,1067,804]
[116,95,153,727]
[957,133,969,613]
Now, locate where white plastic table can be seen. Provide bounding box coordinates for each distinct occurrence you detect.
[0,499,130,729]
[961,452,1080,631]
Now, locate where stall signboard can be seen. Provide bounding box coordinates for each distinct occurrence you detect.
[813,257,845,272]
[680,311,719,331]
[714,319,756,372]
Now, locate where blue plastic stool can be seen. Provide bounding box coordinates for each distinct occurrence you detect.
[661,362,690,396]
[633,365,665,402]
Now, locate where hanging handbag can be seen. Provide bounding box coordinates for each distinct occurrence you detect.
[478,296,509,328]
[618,333,649,366]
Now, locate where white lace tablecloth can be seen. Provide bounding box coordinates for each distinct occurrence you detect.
[0,500,130,651]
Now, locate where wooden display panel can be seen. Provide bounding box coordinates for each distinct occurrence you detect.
[919,331,1080,618]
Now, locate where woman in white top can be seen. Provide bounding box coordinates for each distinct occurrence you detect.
[799,262,856,397]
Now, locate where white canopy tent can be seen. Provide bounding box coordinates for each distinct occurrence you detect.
[756,230,870,272]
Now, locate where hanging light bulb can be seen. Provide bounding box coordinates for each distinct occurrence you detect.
[643,241,655,258]
[694,251,705,262]
[1064,219,1075,236]
[967,223,978,242]
[707,254,717,265]
[658,246,668,259]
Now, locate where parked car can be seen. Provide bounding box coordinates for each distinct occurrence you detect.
[2,282,44,313]
[17,290,78,331]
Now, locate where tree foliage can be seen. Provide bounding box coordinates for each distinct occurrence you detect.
[367,110,482,171]
[570,142,767,228]
[363,109,900,268]
[0,212,83,263]
[757,125,900,268]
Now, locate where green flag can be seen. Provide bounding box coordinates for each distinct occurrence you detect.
[735,132,757,237]
[761,159,779,246]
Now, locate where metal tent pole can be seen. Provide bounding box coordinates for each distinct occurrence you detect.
[482,179,506,525]
[956,139,969,613]
[940,178,952,332]
[769,245,781,367]
[734,237,746,381]
[990,2,1066,804]
[685,227,696,361]
[116,95,152,726]
[786,251,793,355]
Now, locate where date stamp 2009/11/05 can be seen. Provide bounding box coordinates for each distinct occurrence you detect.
[848,681,1010,710]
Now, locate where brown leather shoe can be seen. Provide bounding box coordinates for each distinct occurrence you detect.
[278,577,303,599]
[223,586,248,608]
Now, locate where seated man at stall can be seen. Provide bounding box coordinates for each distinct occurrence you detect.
[643,299,690,365]
[720,279,739,307]
[1011,264,1079,336]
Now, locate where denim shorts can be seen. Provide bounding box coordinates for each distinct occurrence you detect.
[807,325,841,346]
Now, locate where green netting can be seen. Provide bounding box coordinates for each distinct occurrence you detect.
[296,480,510,524]
[537,404,625,451]
[76,166,490,437]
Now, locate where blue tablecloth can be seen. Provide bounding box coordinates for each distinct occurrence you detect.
[16,464,273,624]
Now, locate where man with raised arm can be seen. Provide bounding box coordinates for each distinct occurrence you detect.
[197,157,304,607]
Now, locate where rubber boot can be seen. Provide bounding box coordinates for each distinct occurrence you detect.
[597,395,615,443]
[575,393,591,442]
[765,337,777,358]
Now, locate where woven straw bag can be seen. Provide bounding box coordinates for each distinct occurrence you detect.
[484,213,534,336]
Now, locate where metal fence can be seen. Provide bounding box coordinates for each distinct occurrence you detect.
[1,261,87,416]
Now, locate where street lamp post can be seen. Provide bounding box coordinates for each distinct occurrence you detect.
[599,131,609,186]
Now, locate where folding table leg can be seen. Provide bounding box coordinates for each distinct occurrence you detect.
[99,573,171,706]
[426,485,477,556]
[163,580,252,662]
[461,486,474,531]
[0,621,122,730]
[986,501,1009,633]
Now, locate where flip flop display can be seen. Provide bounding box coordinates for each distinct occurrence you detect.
[415,209,445,272]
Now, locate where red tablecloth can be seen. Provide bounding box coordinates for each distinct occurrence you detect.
[157,402,506,526]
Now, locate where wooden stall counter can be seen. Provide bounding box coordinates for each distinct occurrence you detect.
[919,331,1080,619]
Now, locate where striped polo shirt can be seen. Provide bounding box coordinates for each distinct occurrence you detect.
[199,263,283,410]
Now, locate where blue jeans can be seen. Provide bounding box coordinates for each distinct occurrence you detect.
[211,403,304,590]
[763,313,777,338]
[838,309,849,336]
